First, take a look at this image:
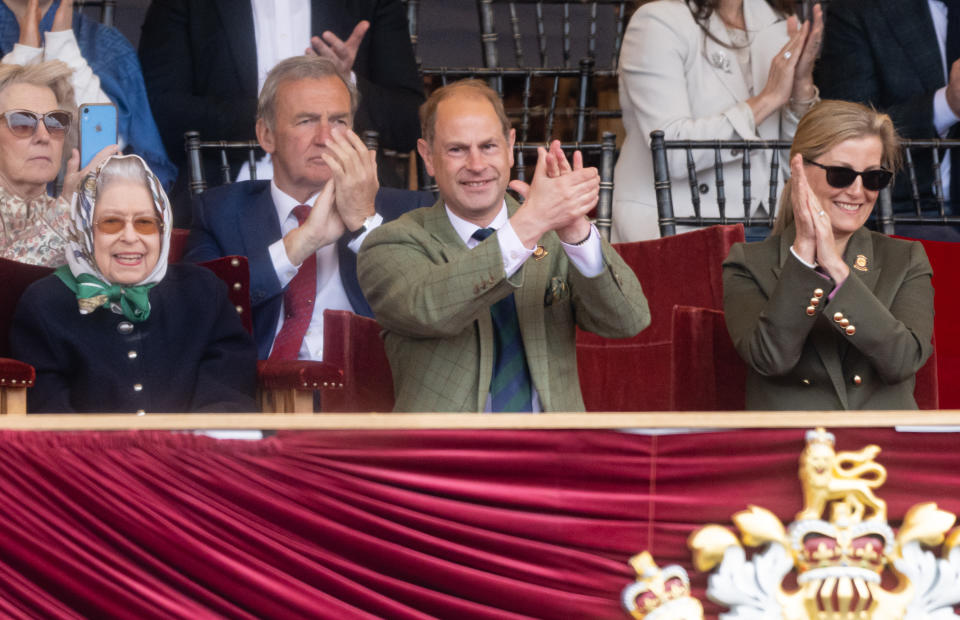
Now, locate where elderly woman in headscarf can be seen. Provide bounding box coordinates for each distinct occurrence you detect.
[0,59,116,266]
[10,154,258,413]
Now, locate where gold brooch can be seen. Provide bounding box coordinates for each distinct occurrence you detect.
[533,245,548,261]
[854,254,868,272]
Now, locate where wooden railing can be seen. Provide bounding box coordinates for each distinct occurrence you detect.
[2,411,959,431]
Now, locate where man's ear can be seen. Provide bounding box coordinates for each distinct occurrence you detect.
[255,118,275,155]
[507,128,516,169]
[417,138,435,177]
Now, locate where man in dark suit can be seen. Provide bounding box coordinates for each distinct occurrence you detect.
[184,56,432,360]
[138,0,424,221]
[815,0,960,240]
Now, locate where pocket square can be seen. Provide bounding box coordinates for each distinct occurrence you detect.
[544,277,569,306]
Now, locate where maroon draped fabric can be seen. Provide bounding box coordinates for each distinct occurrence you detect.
[0,428,956,618]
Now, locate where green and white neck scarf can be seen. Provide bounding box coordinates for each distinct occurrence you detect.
[57,154,172,323]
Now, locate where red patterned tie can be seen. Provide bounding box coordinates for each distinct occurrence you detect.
[269,205,317,360]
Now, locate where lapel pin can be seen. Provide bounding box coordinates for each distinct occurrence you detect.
[708,51,732,73]
[854,254,868,272]
[533,246,548,261]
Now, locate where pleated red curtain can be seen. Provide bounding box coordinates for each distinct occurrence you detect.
[0,428,955,618]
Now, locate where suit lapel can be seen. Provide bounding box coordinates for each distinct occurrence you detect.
[879,0,945,91]
[240,183,283,262]
[215,0,258,97]
[702,12,750,102]
[502,197,553,410]
[810,229,879,409]
[777,227,851,407]
[422,202,493,411]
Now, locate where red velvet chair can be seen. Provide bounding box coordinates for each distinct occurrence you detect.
[0,259,49,413]
[576,224,745,411]
[169,228,190,263]
[897,236,960,408]
[670,305,939,411]
[321,309,394,412]
[0,255,340,414]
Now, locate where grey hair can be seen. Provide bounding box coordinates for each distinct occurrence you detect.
[96,155,151,194]
[256,56,358,130]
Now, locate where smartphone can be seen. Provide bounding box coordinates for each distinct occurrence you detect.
[79,103,118,169]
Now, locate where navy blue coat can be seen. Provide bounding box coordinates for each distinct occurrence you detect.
[10,264,258,413]
[184,181,434,358]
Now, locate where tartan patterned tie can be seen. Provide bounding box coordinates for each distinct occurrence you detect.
[472,228,533,412]
[269,205,316,360]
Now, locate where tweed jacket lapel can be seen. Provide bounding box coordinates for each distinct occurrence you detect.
[421,201,493,411]
[505,197,555,411]
[420,197,557,411]
[879,0,945,92]
[215,0,258,98]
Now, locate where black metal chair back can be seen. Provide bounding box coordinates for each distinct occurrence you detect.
[74,0,115,27]
[183,131,264,195]
[876,138,960,233]
[475,0,629,73]
[184,130,385,196]
[649,130,791,237]
[422,57,615,146]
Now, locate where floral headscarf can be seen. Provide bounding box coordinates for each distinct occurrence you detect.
[55,154,172,322]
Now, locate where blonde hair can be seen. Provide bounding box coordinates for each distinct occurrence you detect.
[0,61,75,110]
[773,100,901,235]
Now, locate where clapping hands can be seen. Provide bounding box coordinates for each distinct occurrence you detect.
[789,154,849,285]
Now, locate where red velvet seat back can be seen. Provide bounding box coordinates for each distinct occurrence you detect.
[196,256,253,334]
[671,305,939,411]
[576,224,745,411]
[901,236,960,408]
[0,257,53,357]
[169,228,190,263]
[321,309,394,412]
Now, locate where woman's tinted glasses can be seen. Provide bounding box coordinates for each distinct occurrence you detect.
[1,109,72,139]
[803,159,893,191]
[95,216,163,235]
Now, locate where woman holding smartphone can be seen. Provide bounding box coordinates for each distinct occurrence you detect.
[0,60,115,266]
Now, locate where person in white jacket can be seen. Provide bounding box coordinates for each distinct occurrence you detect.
[611,0,823,242]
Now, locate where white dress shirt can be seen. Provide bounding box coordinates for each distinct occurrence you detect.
[266,180,381,360]
[931,0,960,199]
[445,202,604,412]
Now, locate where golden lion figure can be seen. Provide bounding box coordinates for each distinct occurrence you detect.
[796,428,886,523]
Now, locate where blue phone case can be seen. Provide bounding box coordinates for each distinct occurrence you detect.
[79,103,118,168]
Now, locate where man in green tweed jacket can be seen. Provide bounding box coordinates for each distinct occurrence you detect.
[357,80,650,412]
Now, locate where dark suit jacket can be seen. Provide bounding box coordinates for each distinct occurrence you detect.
[138,0,424,165]
[10,264,258,413]
[815,0,948,203]
[183,181,434,359]
[357,198,651,412]
[722,226,934,410]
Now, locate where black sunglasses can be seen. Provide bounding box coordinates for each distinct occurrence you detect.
[1,109,72,139]
[803,159,893,191]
